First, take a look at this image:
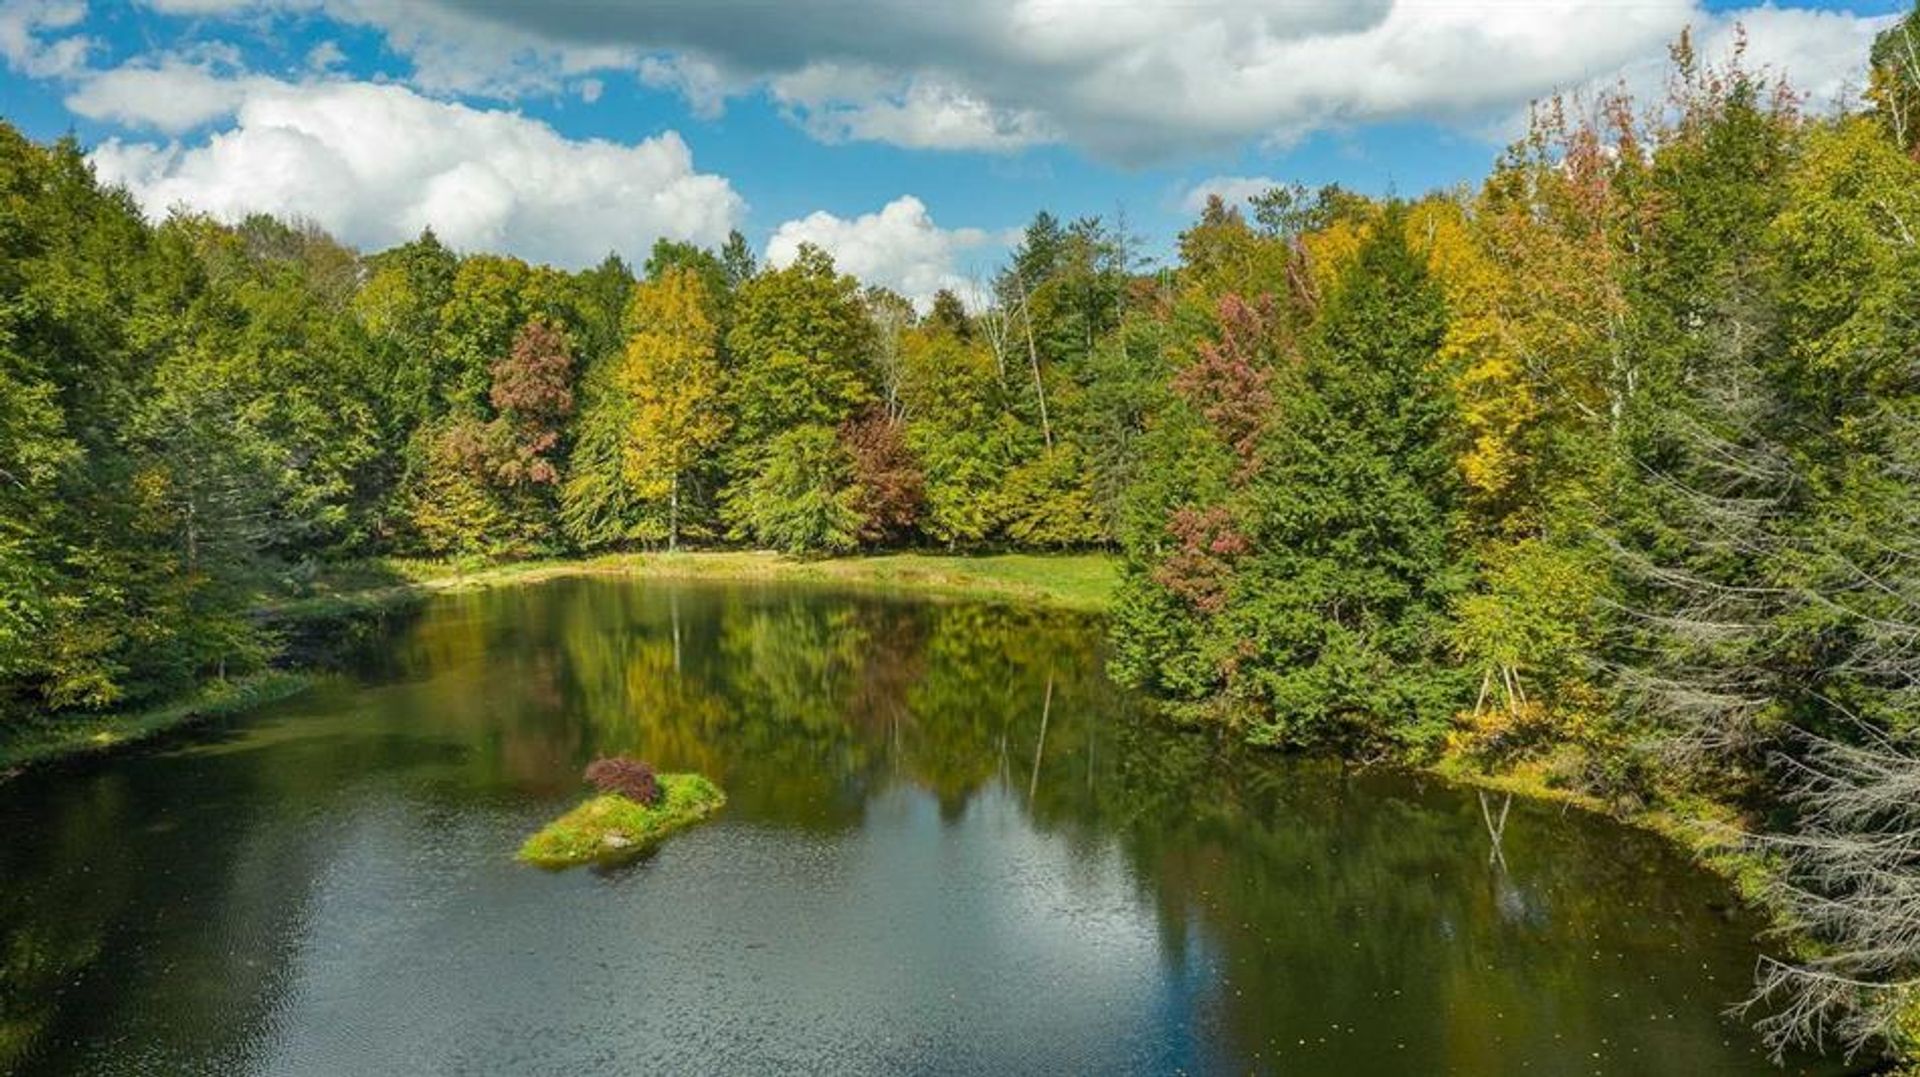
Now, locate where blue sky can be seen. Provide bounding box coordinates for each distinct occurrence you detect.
[0,0,1906,303]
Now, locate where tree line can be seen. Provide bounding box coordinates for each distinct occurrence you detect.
[0,133,1132,725]
[1108,16,1920,1061]
[4,5,1920,1060]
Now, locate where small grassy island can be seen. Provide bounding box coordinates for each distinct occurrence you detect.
[518,761,725,869]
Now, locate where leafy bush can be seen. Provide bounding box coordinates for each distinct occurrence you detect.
[584,756,661,806]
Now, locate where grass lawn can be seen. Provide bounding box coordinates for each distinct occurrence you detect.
[282,549,1120,618]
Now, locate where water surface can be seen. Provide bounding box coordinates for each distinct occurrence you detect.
[0,579,1841,1074]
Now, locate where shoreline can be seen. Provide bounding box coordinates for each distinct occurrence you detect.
[2,551,1117,777]
[1,549,1763,882]
[1423,755,1778,918]
[270,549,1121,620]
[2,550,1850,1051]
[0,670,317,777]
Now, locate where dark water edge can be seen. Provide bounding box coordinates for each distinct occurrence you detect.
[0,577,1859,1075]
[0,597,425,778]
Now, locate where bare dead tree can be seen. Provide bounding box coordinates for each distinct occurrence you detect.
[1605,340,1801,776]
[1747,723,1920,1061]
[1873,11,1920,152]
[974,275,1054,452]
[1011,275,1054,450]
[973,272,1014,390]
[1598,283,1920,1063]
[1736,405,1920,1061]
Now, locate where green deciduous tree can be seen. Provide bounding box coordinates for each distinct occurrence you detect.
[722,244,875,548]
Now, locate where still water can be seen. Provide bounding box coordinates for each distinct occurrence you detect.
[0,579,1845,1075]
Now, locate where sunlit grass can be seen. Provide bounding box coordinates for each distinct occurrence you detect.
[288,549,1120,618]
[624,550,1118,611]
[517,774,727,869]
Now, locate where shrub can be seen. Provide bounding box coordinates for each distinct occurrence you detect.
[583,756,661,806]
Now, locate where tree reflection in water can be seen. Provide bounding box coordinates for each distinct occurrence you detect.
[0,579,1837,1075]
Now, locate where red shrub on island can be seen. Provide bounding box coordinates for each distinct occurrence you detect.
[584,756,662,806]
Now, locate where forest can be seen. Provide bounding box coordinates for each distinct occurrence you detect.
[4,6,1920,1062]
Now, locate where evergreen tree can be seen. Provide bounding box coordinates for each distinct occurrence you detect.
[1221,213,1468,747]
[733,426,862,554]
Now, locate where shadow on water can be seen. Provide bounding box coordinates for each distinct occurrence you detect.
[0,577,1860,1075]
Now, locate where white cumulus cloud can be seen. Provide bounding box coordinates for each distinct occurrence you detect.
[305,40,344,72]
[65,59,278,132]
[766,196,1006,310]
[87,79,744,267]
[0,0,90,77]
[769,65,1051,151]
[102,0,1895,161]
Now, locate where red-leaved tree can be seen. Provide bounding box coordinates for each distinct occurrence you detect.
[489,317,575,486]
[1151,506,1251,615]
[1172,293,1276,481]
[841,408,924,544]
[584,756,661,806]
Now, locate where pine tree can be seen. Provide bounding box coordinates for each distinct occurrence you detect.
[1229,211,1470,748]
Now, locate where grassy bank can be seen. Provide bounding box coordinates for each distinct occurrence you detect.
[5,551,1115,776]
[1429,753,1773,900]
[281,549,1120,618]
[0,671,315,775]
[1425,752,1914,1058]
[518,774,727,868]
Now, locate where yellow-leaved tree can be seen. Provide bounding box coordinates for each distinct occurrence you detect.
[1409,100,1635,761]
[618,267,727,551]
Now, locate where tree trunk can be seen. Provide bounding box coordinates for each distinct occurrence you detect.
[1028,672,1054,803]
[669,473,680,553]
[1018,283,1053,450]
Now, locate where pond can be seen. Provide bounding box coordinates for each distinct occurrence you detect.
[0,578,1847,1075]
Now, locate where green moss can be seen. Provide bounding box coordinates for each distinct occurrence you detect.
[1886,989,1920,1073]
[517,774,727,869]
